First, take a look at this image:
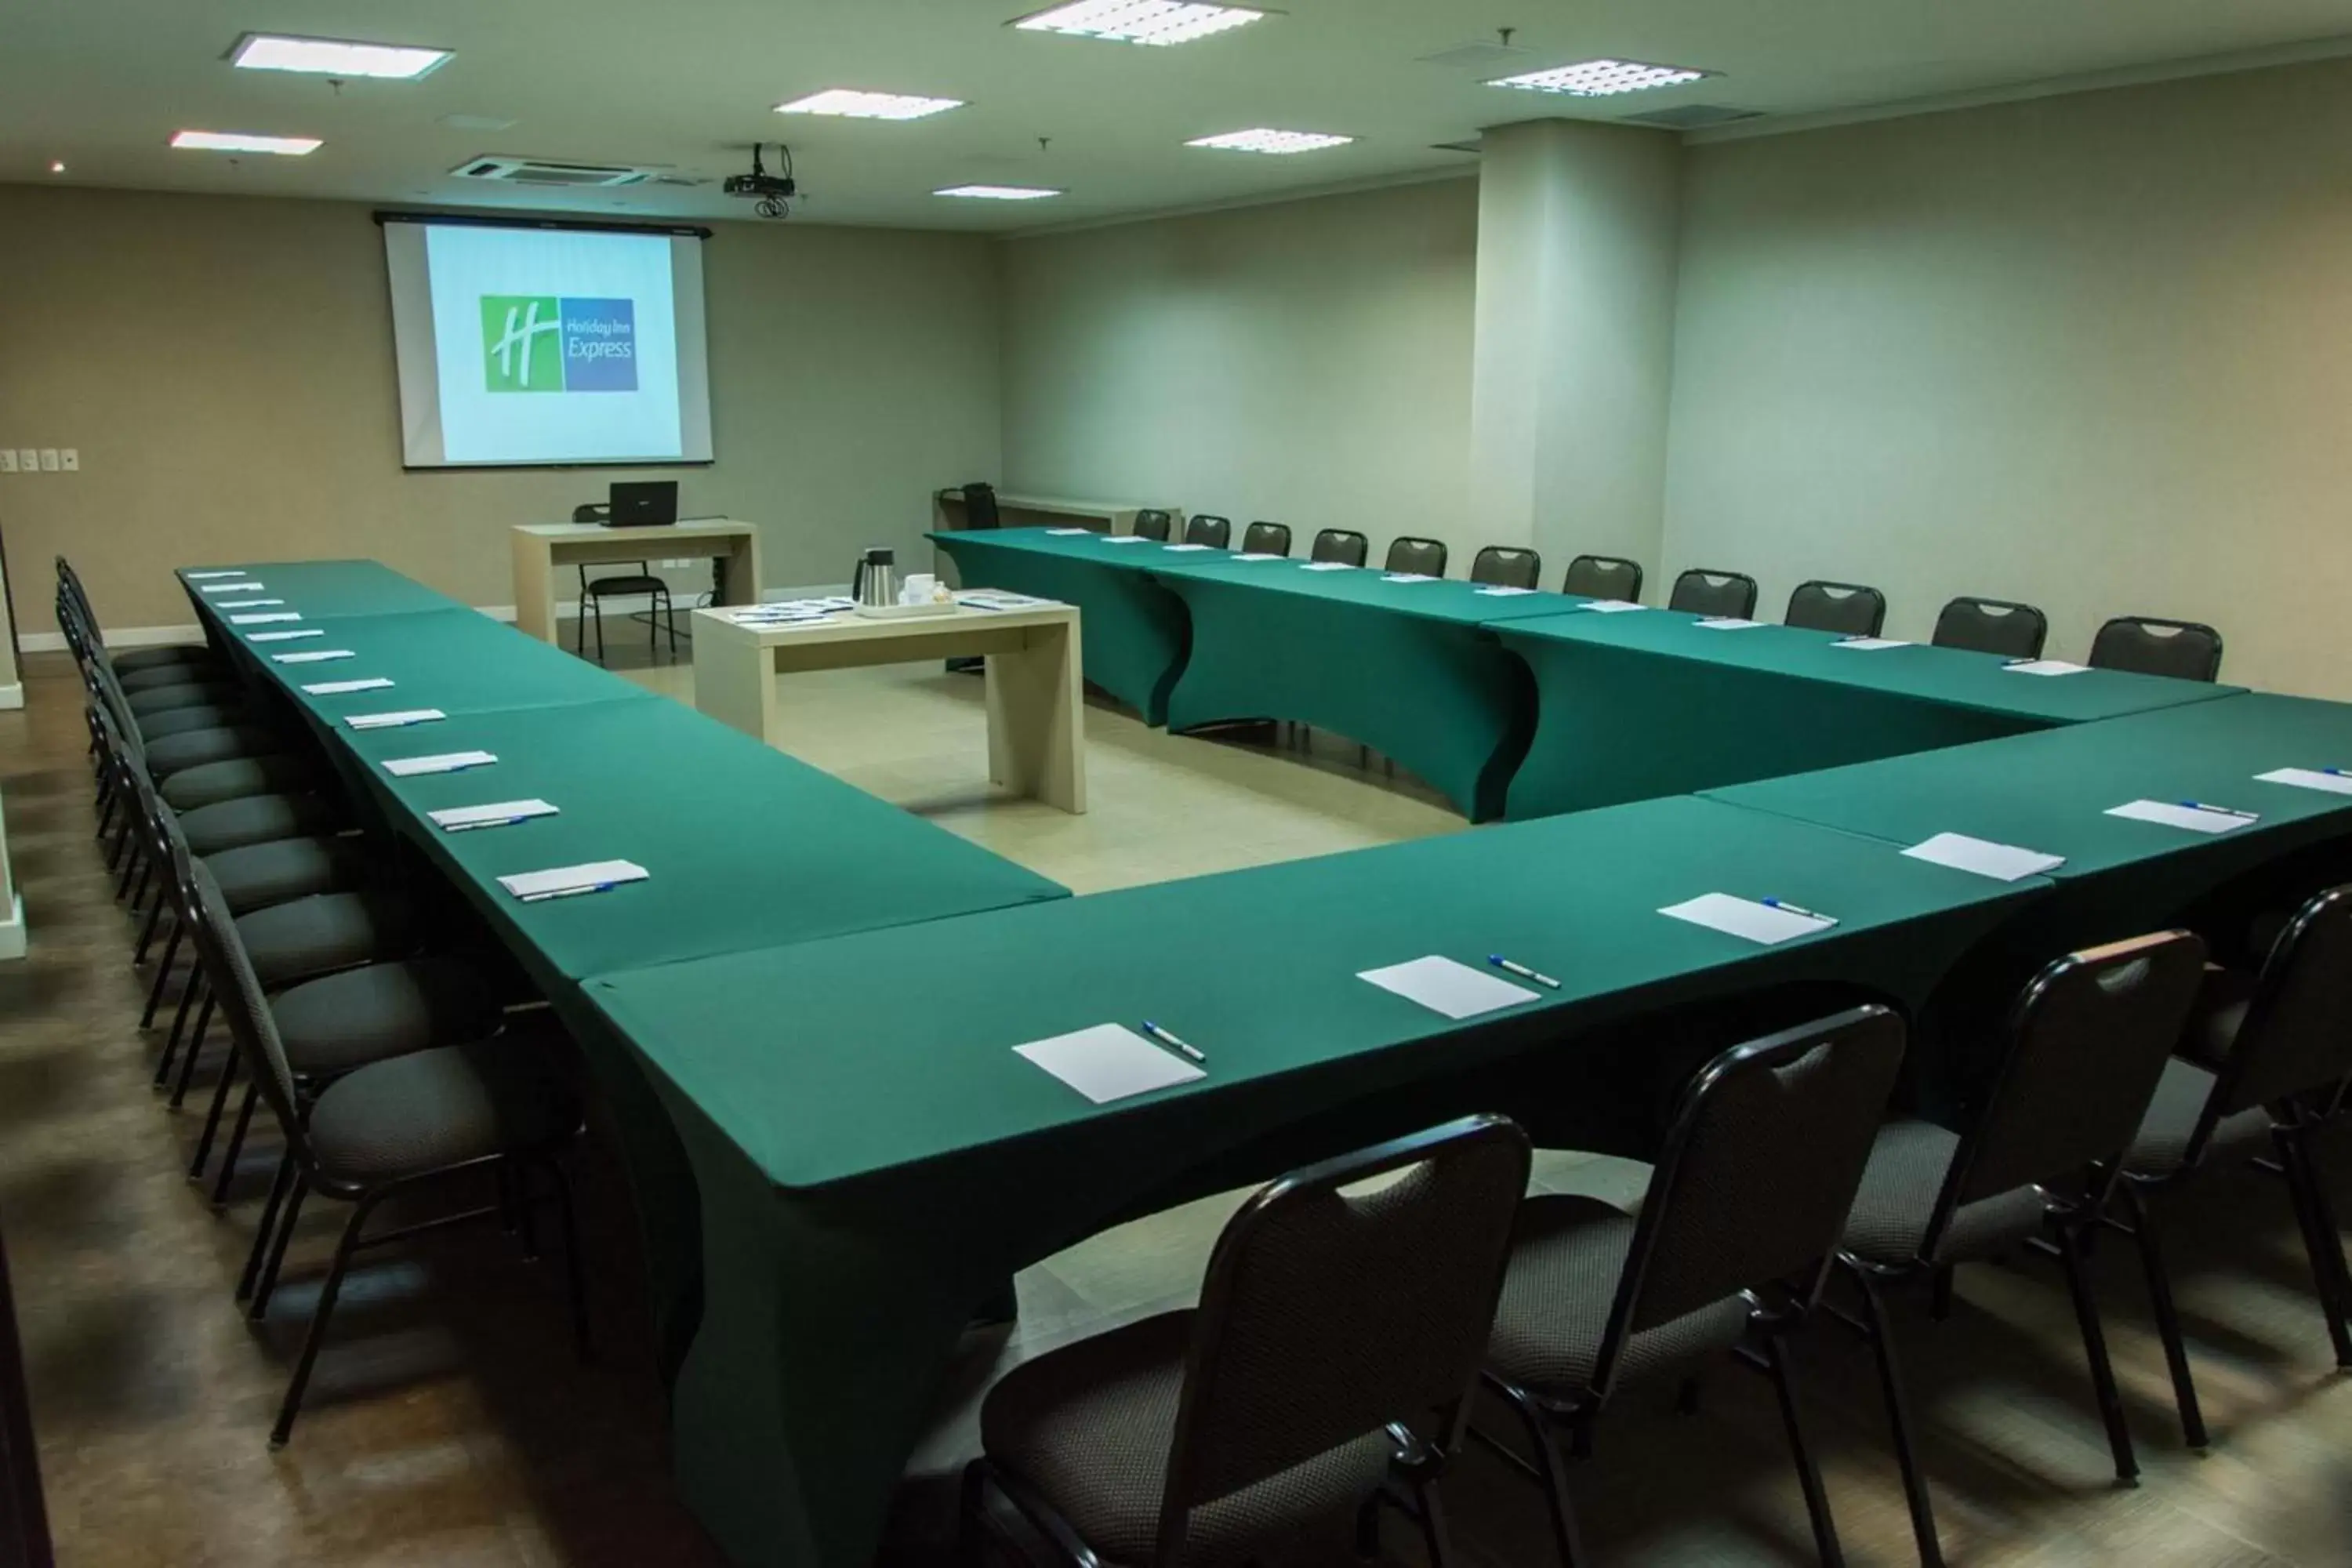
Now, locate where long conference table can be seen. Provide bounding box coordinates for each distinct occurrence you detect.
[180,557,2352,1568]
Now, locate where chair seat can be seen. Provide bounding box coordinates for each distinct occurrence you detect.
[1486,1193,1750,1397]
[136,703,250,741]
[161,753,321,812]
[276,956,506,1079]
[1841,1120,2048,1268]
[980,1308,1393,1568]
[308,1038,579,1187]
[143,725,289,776]
[114,644,218,676]
[2124,1058,2273,1178]
[235,889,419,989]
[584,575,666,596]
[2176,966,2255,1071]
[201,836,365,915]
[127,680,240,715]
[179,793,344,858]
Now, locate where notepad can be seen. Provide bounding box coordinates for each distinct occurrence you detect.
[2005,659,2089,677]
[1045,528,1091,535]
[1903,833,2066,882]
[498,860,649,902]
[1299,561,1355,572]
[1357,956,1537,1021]
[1162,543,1214,552]
[1475,586,1538,597]
[2255,767,2352,797]
[383,750,496,777]
[1382,572,1436,583]
[1581,600,1646,613]
[271,649,354,664]
[1014,1024,1203,1105]
[301,677,394,695]
[1102,535,1151,545]
[2106,800,2256,834]
[1694,617,1764,630]
[344,708,445,731]
[430,799,558,832]
[212,598,284,609]
[196,580,259,592]
[230,612,301,626]
[958,591,1049,612]
[186,571,249,581]
[1660,893,1837,945]
[247,628,324,642]
[1834,637,1910,651]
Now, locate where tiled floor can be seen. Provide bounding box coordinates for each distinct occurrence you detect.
[5,633,2351,1566]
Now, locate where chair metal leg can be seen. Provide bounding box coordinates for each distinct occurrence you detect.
[2277,1131,2352,1366]
[238,1153,295,1301]
[2118,1182,2207,1448]
[169,991,215,1109]
[156,974,205,1088]
[1414,1475,1458,1568]
[1762,1332,1845,1566]
[1501,1383,1586,1568]
[2053,1216,2137,1483]
[189,1038,241,1178]
[249,1173,309,1319]
[133,895,165,964]
[139,919,182,1028]
[1846,1261,1942,1566]
[592,597,604,663]
[1929,1265,1955,1321]
[211,1078,262,1207]
[270,1192,377,1447]
[115,839,144,900]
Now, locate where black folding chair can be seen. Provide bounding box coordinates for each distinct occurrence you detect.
[1240,521,1292,556]
[2089,616,2223,681]
[1384,537,1447,577]
[1470,546,1541,590]
[1310,528,1367,566]
[1667,568,1758,619]
[1183,514,1232,549]
[1563,555,1642,602]
[1785,580,1887,637]
[1931,597,2046,659]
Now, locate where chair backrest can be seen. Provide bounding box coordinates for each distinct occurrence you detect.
[1309,528,1367,567]
[1133,509,1174,543]
[1785,579,1887,637]
[1157,1116,1530,1561]
[1667,568,1759,619]
[2089,616,2223,682]
[1240,521,1291,557]
[178,853,310,1167]
[1563,554,1643,602]
[1384,536,1448,577]
[1184,514,1232,549]
[1933,597,2048,659]
[1590,1007,1905,1397]
[1470,546,1541,590]
[962,482,1002,532]
[571,503,609,524]
[2201,886,2352,1130]
[1927,931,2206,1243]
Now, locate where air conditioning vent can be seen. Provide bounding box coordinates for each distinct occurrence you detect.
[1618,103,1759,130]
[450,155,662,187]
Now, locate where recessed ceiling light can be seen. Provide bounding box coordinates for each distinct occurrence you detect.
[1014,0,1264,46]
[171,130,322,155]
[775,89,963,121]
[935,184,1063,200]
[230,33,452,80]
[1487,59,1709,96]
[1186,128,1353,154]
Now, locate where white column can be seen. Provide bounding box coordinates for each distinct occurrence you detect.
[1468,119,1683,576]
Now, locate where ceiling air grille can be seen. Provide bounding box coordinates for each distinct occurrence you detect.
[451,156,660,187]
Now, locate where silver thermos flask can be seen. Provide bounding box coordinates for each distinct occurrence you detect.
[853,547,898,608]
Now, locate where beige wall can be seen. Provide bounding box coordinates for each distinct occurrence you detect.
[999,178,1479,564]
[0,184,1003,633]
[1664,59,2352,696]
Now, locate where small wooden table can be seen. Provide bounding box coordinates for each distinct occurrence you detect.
[691,596,1087,813]
[510,519,762,643]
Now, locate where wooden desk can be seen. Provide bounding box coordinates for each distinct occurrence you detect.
[510,519,762,643]
[931,490,1180,537]
[692,597,1087,813]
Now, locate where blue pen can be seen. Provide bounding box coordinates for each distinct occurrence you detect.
[1761,897,1827,921]
[1488,954,1561,989]
[2325,768,2348,778]
[2179,800,2252,818]
[519,881,615,903]
[1141,1020,1207,1063]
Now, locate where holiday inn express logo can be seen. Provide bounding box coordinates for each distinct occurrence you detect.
[481,296,637,393]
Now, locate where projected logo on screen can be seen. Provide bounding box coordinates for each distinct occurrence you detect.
[480,296,637,393]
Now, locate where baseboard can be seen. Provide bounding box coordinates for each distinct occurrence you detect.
[0,892,24,962]
[0,684,20,711]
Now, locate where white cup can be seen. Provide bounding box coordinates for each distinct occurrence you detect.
[902,573,938,604]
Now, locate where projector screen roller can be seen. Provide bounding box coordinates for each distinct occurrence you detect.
[382,217,713,467]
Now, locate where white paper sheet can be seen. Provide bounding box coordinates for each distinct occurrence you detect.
[196,580,259,592]
[1659,893,1837,945]
[2004,659,2090,677]
[1694,618,1764,630]
[1101,535,1151,546]
[2255,767,2352,797]
[1044,528,1091,535]
[1235,553,1283,562]
[1161,543,1214,552]
[1382,573,1436,584]
[212,598,284,608]
[1299,561,1355,572]
[271,649,354,664]
[344,708,445,731]
[300,677,394,695]
[1475,586,1538,597]
[2106,800,2256,834]
[1357,956,1538,1020]
[230,612,301,626]
[247,629,323,642]
[1834,637,1911,651]
[185,571,249,581]
[1581,600,1646,613]
[1902,832,2065,881]
[429,799,559,831]
[383,750,496,776]
[1014,1023,1205,1105]
[498,859,649,900]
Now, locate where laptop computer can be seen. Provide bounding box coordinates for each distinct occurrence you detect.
[606,481,679,528]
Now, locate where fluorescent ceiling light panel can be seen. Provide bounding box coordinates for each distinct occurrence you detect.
[1014,0,1264,46]
[775,89,963,120]
[1185,128,1352,154]
[170,130,321,155]
[1488,59,1708,96]
[936,184,1063,200]
[230,33,452,79]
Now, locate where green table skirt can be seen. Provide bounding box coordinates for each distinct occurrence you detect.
[934,533,1190,721]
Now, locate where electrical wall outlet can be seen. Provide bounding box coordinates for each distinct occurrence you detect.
[59,448,78,471]
[0,450,14,474]
[37,449,58,472]
[14,450,34,473]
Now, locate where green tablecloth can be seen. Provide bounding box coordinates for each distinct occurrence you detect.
[181,559,471,619]
[583,793,2047,1568]
[1499,608,2239,818]
[252,608,662,720]
[932,530,1196,721]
